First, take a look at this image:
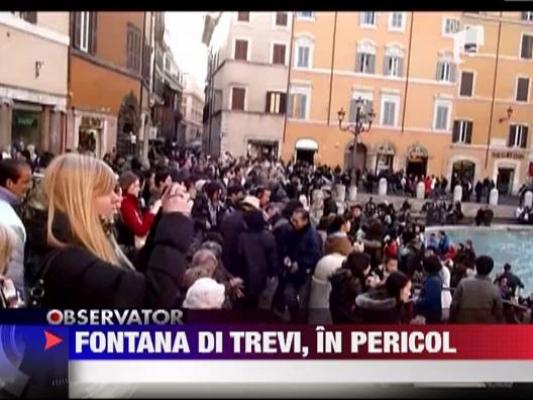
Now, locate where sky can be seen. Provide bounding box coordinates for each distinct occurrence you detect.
[165,12,208,89]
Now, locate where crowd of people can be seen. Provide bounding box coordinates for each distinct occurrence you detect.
[0,140,530,324]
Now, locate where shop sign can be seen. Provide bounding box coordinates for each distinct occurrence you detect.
[492,151,524,160]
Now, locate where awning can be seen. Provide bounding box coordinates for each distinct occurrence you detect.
[295,138,318,151]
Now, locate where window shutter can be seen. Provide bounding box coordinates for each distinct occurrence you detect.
[383,56,390,75]
[359,13,365,25]
[466,121,473,144]
[280,93,286,114]
[266,92,271,113]
[452,121,460,143]
[522,12,528,21]
[299,95,307,119]
[436,62,443,80]
[89,12,97,55]
[303,47,309,67]
[521,126,529,148]
[73,12,81,49]
[522,36,533,59]
[397,58,404,77]
[460,72,473,96]
[449,63,456,82]
[349,99,357,122]
[368,54,375,74]
[508,126,516,147]
[517,78,529,102]
[288,94,294,117]
[355,52,361,72]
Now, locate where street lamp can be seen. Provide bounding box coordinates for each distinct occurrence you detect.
[498,105,513,123]
[337,97,375,188]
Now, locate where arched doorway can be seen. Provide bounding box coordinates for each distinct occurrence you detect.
[406,143,428,178]
[451,160,476,189]
[295,138,318,164]
[117,92,141,157]
[344,142,367,173]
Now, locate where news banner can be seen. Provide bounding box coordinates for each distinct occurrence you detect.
[1,309,533,398]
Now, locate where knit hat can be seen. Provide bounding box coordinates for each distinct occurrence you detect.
[182,278,225,309]
[119,171,139,192]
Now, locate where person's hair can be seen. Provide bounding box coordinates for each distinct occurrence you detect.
[282,199,303,219]
[385,257,398,266]
[204,181,221,199]
[504,263,511,272]
[227,184,244,197]
[0,224,17,276]
[292,208,310,222]
[475,255,494,276]
[439,230,446,236]
[0,159,30,187]
[119,171,139,192]
[43,153,128,267]
[423,255,442,275]
[385,271,410,303]
[191,249,218,270]
[318,214,332,231]
[154,168,171,187]
[343,251,371,282]
[327,215,349,235]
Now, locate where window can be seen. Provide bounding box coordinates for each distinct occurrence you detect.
[443,18,460,36]
[237,12,250,22]
[272,43,286,65]
[452,120,473,144]
[508,125,529,148]
[126,24,142,73]
[295,36,314,68]
[360,12,376,27]
[356,52,375,73]
[459,71,474,96]
[231,87,246,111]
[275,12,288,26]
[383,55,403,77]
[266,91,286,114]
[350,92,373,123]
[389,12,405,31]
[522,12,533,21]
[433,100,451,131]
[142,41,151,81]
[436,60,456,82]
[11,12,37,24]
[234,39,249,61]
[297,12,315,20]
[72,12,97,54]
[521,34,533,59]
[288,86,310,119]
[516,77,530,102]
[380,95,399,127]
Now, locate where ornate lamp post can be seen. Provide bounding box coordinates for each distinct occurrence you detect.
[337,97,375,188]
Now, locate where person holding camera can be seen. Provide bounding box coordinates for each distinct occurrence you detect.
[31,153,194,309]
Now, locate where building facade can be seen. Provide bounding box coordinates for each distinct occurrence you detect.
[67,11,146,158]
[284,11,458,181]
[283,11,533,194]
[203,11,292,158]
[179,73,205,148]
[0,12,69,155]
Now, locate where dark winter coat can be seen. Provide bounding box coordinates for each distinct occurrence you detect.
[220,209,247,276]
[355,288,409,324]
[414,274,443,323]
[285,224,322,287]
[238,210,278,297]
[37,211,193,309]
[329,269,365,323]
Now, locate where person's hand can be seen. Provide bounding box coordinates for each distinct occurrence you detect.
[150,199,162,215]
[366,275,381,289]
[161,183,192,216]
[229,277,244,288]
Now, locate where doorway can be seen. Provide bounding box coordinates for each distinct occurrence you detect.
[497,168,515,195]
[452,160,476,188]
[296,149,315,164]
[406,157,427,178]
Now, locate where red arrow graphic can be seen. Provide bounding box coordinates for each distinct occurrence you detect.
[44,330,63,351]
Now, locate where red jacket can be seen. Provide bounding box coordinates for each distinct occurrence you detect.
[120,194,155,237]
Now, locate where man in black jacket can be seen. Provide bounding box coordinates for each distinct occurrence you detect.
[283,208,322,322]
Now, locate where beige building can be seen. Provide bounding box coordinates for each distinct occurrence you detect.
[202,11,292,158]
[179,73,204,147]
[0,12,69,154]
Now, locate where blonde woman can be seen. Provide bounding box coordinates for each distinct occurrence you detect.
[36,153,193,308]
[0,224,18,308]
